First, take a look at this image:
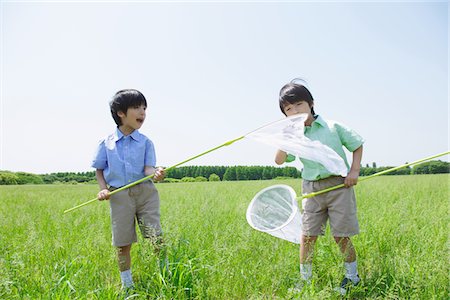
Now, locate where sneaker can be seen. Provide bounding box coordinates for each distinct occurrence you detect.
[335,275,360,295]
[121,285,136,299]
[287,279,311,294]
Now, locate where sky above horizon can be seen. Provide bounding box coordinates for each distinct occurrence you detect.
[1,1,448,174]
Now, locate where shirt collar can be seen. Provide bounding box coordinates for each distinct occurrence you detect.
[311,115,326,128]
[129,130,141,141]
[114,128,141,142]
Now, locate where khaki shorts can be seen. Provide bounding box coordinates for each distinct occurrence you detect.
[109,181,162,247]
[301,176,359,237]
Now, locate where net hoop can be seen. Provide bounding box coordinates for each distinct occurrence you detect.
[246,184,299,233]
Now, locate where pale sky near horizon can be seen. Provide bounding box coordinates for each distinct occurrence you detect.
[1,1,448,174]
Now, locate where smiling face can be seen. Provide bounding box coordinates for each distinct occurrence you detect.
[110,89,148,129]
[118,104,147,135]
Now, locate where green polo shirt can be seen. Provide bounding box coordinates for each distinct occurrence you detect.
[287,115,364,181]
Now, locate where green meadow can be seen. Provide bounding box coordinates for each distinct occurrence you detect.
[0,174,448,299]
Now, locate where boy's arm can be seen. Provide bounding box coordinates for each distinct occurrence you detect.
[344,145,363,187]
[95,169,110,200]
[144,166,166,182]
[275,150,287,165]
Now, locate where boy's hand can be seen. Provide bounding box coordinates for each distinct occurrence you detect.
[346,146,363,187]
[97,189,110,201]
[153,167,166,182]
[344,170,359,187]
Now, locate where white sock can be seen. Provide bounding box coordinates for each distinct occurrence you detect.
[344,261,360,283]
[300,263,312,281]
[120,269,134,288]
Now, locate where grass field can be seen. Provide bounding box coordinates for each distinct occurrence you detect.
[0,174,448,299]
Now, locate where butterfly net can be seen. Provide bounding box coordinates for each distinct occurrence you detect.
[246,185,302,244]
[245,114,347,243]
[245,113,347,176]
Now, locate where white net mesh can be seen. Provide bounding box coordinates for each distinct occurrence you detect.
[246,185,302,244]
[245,113,347,177]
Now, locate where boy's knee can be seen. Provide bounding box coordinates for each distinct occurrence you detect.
[334,236,351,244]
[117,244,132,255]
[301,235,317,244]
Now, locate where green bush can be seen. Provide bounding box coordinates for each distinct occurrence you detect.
[413,160,449,174]
[181,177,196,182]
[162,178,180,183]
[194,176,207,182]
[15,172,44,185]
[0,171,19,185]
[208,174,220,181]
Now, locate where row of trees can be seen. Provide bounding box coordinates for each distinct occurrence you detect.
[359,160,449,176]
[0,171,97,185]
[166,166,301,181]
[0,160,448,185]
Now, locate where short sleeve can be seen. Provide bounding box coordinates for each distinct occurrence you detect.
[144,139,156,167]
[91,140,107,169]
[285,154,296,163]
[335,122,364,152]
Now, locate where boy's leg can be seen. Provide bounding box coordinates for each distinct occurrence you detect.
[327,179,360,290]
[135,182,170,274]
[118,244,132,271]
[334,237,360,283]
[136,182,162,236]
[300,235,317,263]
[300,179,328,284]
[300,235,317,281]
[334,236,356,262]
[136,181,163,253]
[118,245,134,288]
[109,188,138,289]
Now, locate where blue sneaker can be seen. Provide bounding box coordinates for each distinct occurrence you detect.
[335,275,360,295]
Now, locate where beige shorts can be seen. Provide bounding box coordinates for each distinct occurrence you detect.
[109,181,162,247]
[301,176,359,237]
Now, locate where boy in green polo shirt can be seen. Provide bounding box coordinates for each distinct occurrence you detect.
[275,79,364,294]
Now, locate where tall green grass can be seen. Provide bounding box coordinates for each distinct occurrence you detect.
[0,175,448,299]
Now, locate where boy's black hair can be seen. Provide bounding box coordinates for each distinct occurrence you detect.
[279,79,315,116]
[110,89,147,126]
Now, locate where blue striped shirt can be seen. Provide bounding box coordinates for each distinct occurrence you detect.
[91,128,156,187]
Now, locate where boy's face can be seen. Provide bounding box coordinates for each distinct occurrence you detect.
[283,100,313,117]
[118,104,147,131]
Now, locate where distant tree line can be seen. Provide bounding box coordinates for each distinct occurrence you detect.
[165,165,301,181]
[0,171,97,185]
[359,160,449,176]
[0,160,448,185]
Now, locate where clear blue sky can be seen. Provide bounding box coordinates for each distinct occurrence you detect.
[1,1,448,174]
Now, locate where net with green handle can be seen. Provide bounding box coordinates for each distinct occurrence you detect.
[246,151,449,244]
